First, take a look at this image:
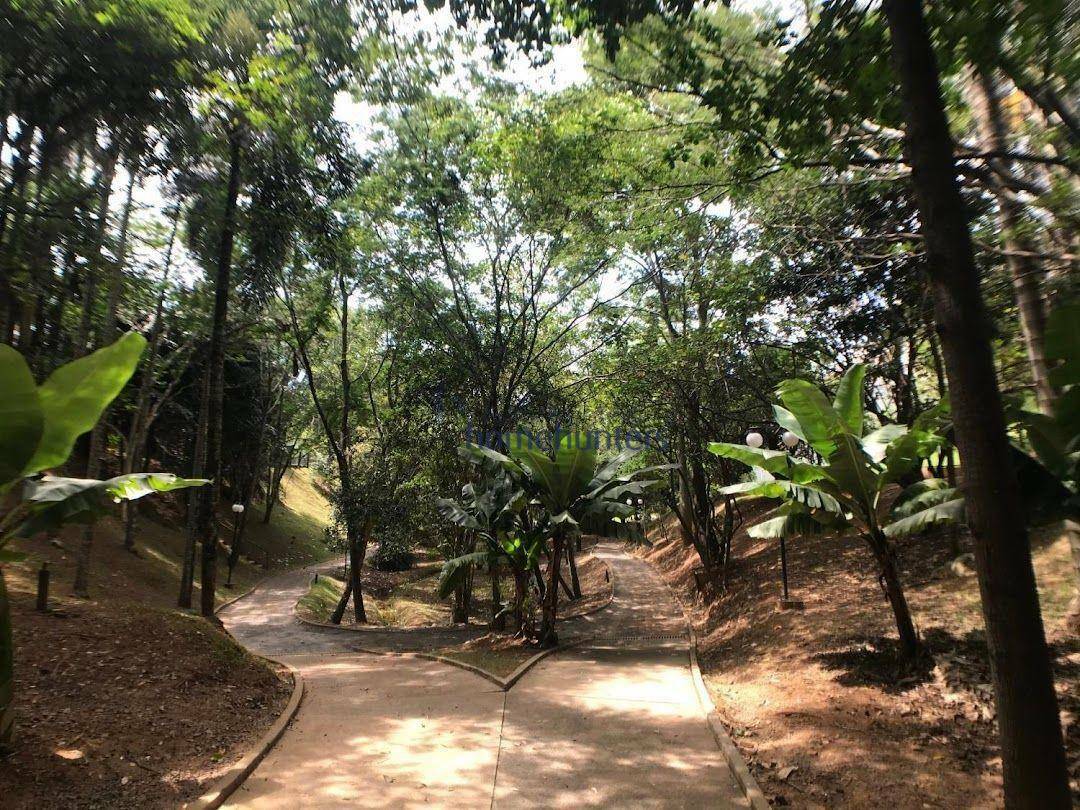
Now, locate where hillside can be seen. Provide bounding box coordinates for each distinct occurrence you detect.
[0,469,332,808]
[638,505,1079,808]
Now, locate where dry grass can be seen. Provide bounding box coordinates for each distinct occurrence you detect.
[437,634,540,677]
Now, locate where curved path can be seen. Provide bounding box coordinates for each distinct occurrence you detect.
[219,545,748,808]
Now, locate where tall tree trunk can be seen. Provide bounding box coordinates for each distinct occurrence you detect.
[199,130,243,617]
[882,2,1069,805]
[73,141,120,359]
[179,367,209,608]
[329,569,353,624]
[966,68,1055,413]
[565,541,582,599]
[122,208,180,552]
[72,161,138,598]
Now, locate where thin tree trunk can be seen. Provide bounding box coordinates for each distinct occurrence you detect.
[199,129,243,617]
[73,141,120,359]
[330,568,353,624]
[511,569,529,636]
[565,541,582,599]
[866,532,919,659]
[539,533,565,648]
[262,442,295,524]
[882,2,1069,805]
[490,560,506,630]
[72,160,138,598]
[967,68,1055,413]
[179,367,210,608]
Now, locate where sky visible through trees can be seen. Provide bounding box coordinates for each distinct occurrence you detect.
[1,0,1077,806]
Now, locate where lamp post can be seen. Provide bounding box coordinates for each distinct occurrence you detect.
[778,431,800,605]
[226,503,244,587]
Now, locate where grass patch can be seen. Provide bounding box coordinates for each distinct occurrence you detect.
[296,575,346,622]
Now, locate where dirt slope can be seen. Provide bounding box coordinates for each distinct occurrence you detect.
[638,504,1078,808]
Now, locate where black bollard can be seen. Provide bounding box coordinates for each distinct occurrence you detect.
[36,562,50,612]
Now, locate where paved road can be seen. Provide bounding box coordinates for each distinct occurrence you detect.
[219,545,748,808]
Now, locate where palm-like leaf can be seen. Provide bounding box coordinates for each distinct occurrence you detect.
[749,502,845,539]
[15,473,207,538]
[775,378,846,457]
[436,551,491,600]
[0,346,43,489]
[719,479,844,513]
[707,442,826,484]
[884,496,965,538]
[832,364,866,436]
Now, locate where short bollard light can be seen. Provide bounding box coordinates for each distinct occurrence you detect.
[781,431,800,450]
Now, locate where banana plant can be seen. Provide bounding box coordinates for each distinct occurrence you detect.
[457,432,667,646]
[436,469,528,630]
[0,334,207,747]
[709,365,949,659]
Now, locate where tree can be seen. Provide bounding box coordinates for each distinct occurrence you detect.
[710,364,951,659]
[455,435,664,646]
[0,332,205,746]
[881,0,1069,802]
[430,0,1072,801]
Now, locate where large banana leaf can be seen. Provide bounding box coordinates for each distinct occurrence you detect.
[832,364,866,436]
[707,442,825,484]
[588,447,640,488]
[824,433,879,515]
[890,478,955,518]
[880,428,939,486]
[718,479,844,513]
[459,442,519,474]
[436,551,490,599]
[22,331,146,476]
[775,378,846,457]
[748,502,846,539]
[884,496,965,538]
[0,346,43,490]
[15,473,207,538]
[551,433,599,509]
[1044,302,1079,389]
[436,497,482,530]
[1009,443,1077,525]
[861,424,908,462]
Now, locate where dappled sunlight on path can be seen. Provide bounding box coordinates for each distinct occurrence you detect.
[224,655,502,808]
[219,545,748,808]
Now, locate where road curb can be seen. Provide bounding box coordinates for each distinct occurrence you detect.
[184,660,305,809]
[634,545,770,810]
[686,628,770,810]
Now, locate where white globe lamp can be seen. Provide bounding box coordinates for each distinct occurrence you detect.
[745,431,764,449]
[781,431,800,450]
[231,503,245,514]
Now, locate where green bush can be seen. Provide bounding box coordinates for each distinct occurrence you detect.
[371,538,416,572]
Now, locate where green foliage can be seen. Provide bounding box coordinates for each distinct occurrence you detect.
[0,333,208,548]
[1008,303,1080,524]
[709,364,952,540]
[370,538,416,572]
[21,332,148,478]
[14,474,207,539]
